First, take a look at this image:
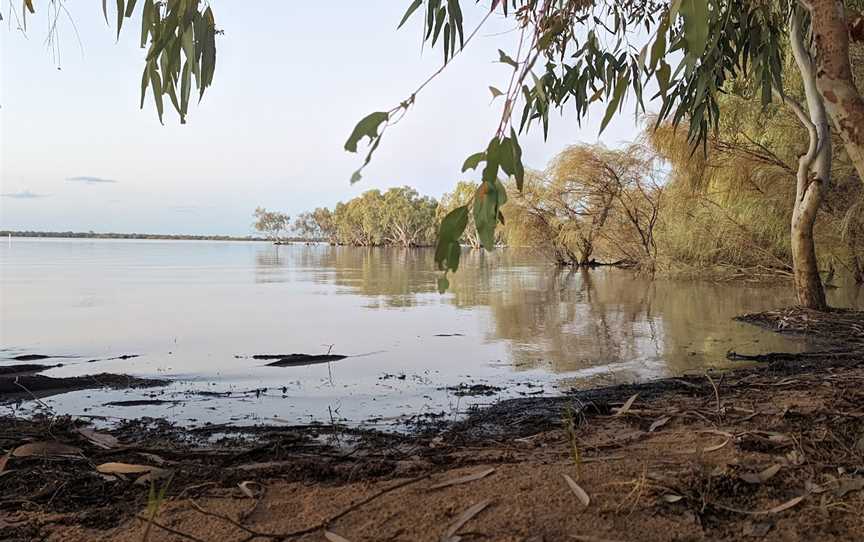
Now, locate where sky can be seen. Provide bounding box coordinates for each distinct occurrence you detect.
[0,2,642,236]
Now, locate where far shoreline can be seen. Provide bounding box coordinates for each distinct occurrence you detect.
[1,230,281,242]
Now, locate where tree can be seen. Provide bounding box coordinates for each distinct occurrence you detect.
[381,187,439,247]
[253,207,290,243]
[341,0,864,307]
[505,143,662,269]
[292,212,320,241]
[15,1,864,303]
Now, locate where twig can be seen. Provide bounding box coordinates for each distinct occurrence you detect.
[134,516,207,542]
[705,372,721,415]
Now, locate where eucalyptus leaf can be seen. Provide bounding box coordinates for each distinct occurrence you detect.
[344,112,389,153]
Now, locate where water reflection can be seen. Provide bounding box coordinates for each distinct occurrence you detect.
[5,239,862,425]
[255,244,862,380]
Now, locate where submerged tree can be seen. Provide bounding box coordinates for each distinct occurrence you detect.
[253,207,290,243]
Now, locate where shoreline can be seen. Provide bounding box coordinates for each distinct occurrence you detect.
[3,308,863,541]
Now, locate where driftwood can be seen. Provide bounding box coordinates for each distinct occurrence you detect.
[253,354,347,367]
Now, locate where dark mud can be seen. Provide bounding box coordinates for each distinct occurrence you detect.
[736,307,864,345]
[439,383,505,397]
[0,370,168,398]
[3,308,863,540]
[0,364,61,376]
[3,352,864,541]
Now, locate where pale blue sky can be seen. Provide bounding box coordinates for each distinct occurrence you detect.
[1,2,640,235]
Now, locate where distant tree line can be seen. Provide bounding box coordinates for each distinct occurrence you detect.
[1,231,267,242]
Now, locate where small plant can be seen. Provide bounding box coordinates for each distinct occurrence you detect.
[563,404,582,477]
[142,473,174,542]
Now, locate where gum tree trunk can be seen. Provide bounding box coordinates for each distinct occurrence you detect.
[806,1,864,186]
[787,11,830,310]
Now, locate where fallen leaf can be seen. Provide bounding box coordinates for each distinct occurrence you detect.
[428,468,495,490]
[0,451,9,473]
[96,462,159,475]
[441,500,491,541]
[741,464,781,485]
[324,531,352,542]
[561,474,590,507]
[613,394,638,416]
[77,427,119,449]
[759,464,782,482]
[238,481,261,499]
[719,495,805,515]
[12,441,81,458]
[571,536,625,542]
[649,416,671,432]
[661,494,683,503]
[702,439,730,453]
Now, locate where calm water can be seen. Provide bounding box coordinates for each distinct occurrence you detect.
[1,238,861,427]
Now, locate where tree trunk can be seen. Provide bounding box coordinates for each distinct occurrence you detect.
[806,0,864,185]
[787,11,830,311]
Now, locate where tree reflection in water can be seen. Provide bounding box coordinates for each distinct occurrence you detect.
[255,244,860,383]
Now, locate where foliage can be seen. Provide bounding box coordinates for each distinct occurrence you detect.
[341,0,792,278]
[293,208,338,243]
[504,143,663,270]
[9,0,219,124]
[296,187,439,248]
[253,207,290,242]
[437,181,482,249]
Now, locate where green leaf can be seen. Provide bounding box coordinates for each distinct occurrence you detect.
[397,0,423,29]
[599,74,628,134]
[116,0,125,39]
[199,8,216,100]
[350,169,363,184]
[431,6,446,47]
[435,205,469,272]
[509,127,524,191]
[656,61,671,95]
[489,86,504,99]
[473,181,501,251]
[102,0,109,24]
[139,62,150,109]
[649,18,668,71]
[436,275,450,294]
[461,152,485,172]
[447,0,464,46]
[180,60,191,122]
[149,64,164,124]
[140,0,153,49]
[680,0,709,60]
[124,0,138,18]
[498,49,518,69]
[481,137,500,188]
[344,112,389,153]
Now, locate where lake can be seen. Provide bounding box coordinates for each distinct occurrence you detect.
[2,238,861,427]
